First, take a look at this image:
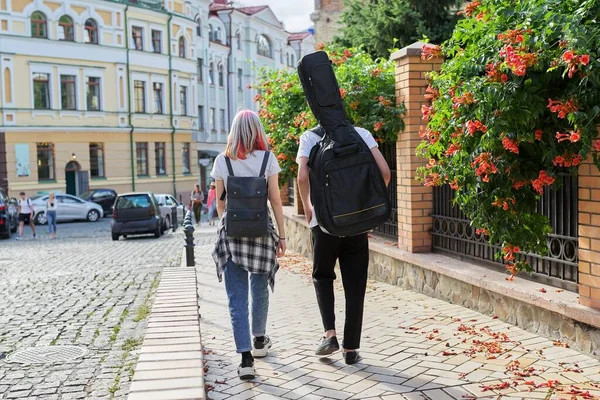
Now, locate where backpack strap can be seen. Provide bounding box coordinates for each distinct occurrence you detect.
[224,157,235,177]
[311,125,325,137]
[259,151,270,177]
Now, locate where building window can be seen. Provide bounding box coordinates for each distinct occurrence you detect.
[208,62,215,85]
[257,34,272,58]
[31,11,47,38]
[136,142,148,176]
[86,77,101,111]
[216,27,222,43]
[220,109,226,132]
[132,26,143,50]
[151,30,162,53]
[218,64,224,87]
[237,68,243,90]
[37,142,55,180]
[134,80,145,113]
[179,85,187,116]
[84,19,98,44]
[236,30,241,50]
[60,74,77,110]
[58,15,74,41]
[208,24,214,41]
[198,105,204,130]
[196,18,202,37]
[33,73,50,110]
[178,37,186,58]
[153,82,163,114]
[290,54,295,66]
[182,143,190,174]
[197,58,203,82]
[89,142,105,178]
[210,107,215,131]
[155,142,166,175]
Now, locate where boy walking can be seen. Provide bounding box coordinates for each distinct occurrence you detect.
[296,126,391,364]
[17,191,36,240]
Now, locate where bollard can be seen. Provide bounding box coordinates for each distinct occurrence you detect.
[183,211,195,267]
[172,207,177,232]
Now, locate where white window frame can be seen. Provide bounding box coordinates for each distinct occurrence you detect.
[178,79,191,116]
[151,75,167,116]
[30,64,54,113]
[149,25,165,54]
[130,24,145,51]
[131,72,150,115]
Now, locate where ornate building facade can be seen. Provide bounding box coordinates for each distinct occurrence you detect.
[310,0,345,45]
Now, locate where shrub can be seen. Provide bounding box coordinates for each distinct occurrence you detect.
[417,0,600,274]
[254,46,406,185]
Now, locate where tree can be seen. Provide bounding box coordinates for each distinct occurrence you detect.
[334,0,462,60]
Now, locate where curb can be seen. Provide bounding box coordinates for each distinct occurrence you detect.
[127,248,204,400]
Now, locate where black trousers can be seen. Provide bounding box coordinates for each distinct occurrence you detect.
[311,227,369,350]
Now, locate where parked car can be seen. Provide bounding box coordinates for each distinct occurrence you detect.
[111,192,164,240]
[155,194,185,230]
[0,189,18,239]
[79,189,117,216]
[31,194,103,225]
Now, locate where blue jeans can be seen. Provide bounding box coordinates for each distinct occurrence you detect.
[223,258,269,353]
[47,210,57,234]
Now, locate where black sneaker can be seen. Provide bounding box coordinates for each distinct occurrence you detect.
[252,336,272,358]
[315,336,340,356]
[343,350,360,365]
[238,354,255,380]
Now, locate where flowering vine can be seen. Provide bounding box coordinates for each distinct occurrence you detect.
[416,0,600,274]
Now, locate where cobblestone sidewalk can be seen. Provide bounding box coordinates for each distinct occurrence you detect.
[196,235,600,400]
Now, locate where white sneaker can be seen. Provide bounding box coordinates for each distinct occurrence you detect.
[15,236,22,241]
[252,336,272,358]
[238,357,255,380]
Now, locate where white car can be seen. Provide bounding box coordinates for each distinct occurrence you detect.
[30,194,104,225]
[155,194,185,230]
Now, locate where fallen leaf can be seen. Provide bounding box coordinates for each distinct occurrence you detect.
[538,288,547,293]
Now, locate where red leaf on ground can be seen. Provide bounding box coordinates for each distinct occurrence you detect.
[538,288,547,293]
[481,382,511,391]
[442,350,458,356]
[553,340,569,348]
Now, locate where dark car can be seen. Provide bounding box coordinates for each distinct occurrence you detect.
[0,189,18,239]
[79,189,117,216]
[110,192,164,241]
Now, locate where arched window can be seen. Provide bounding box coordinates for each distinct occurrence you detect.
[290,54,295,66]
[257,34,271,58]
[235,30,241,50]
[209,24,214,41]
[84,19,98,44]
[58,15,74,41]
[286,53,290,66]
[216,27,222,43]
[209,62,215,85]
[196,18,202,37]
[218,64,224,87]
[178,37,186,58]
[31,11,47,38]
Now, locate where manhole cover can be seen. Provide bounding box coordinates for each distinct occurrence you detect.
[6,346,87,365]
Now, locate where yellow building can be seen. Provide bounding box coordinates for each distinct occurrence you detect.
[0,0,199,200]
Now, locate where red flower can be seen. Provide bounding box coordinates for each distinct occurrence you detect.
[512,180,528,190]
[316,43,325,51]
[531,170,555,195]
[378,96,392,107]
[471,153,497,182]
[466,120,487,135]
[277,153,287,161]
[502,245,520,261]
[424,173,443,187]
[555,130,580,143]
[343,49,353,58]
[476,228,489,236]
[499,45,537,77]
[459,1,481,17]
[501,74,509,83]
[374,122,384,132]
[580,54,590,65]
[371,68,382,77]
[424,85,440,102]
[445,143,461,156]
[593,140,600,152]
[421,44,442,60]
[422,104,434,121]
[452,92,475,109]
[547,98,578,119]
[553,153,583,167]
[562,50,575,62]
[561,50,591,78]
[449,179,459,190]
[339,88,347,99]
[502,137,519,154]
[535,129,543,141]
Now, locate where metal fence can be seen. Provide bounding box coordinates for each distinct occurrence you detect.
[432,174,579,291]
[373,142,399,238]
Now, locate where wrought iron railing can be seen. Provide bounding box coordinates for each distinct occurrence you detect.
[288,178,295,206]
[432,174,578,291]
[373,142,399,238]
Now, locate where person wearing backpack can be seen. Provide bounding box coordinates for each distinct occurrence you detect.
[16,191,36,240]
[296,126,391,365]
[211,110,287,380]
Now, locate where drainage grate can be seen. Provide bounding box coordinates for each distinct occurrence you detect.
[6,346,88,365]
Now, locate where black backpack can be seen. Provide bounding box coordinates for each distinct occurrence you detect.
[223,152,270,238]
[298,51,391,237]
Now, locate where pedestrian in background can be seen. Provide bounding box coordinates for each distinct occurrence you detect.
[211,110,286,380]
[206,181,217,226]
[46,192,57,239]
[17,191,36,240]
[190,184,204,226]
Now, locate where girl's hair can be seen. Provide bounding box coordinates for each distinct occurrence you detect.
[193,184,200,192]
[224,110,268,160]
[48,192,55,198]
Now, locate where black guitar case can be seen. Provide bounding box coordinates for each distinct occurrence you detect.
[297,51,391,237]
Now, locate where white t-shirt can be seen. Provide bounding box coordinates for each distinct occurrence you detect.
[296,127,378,228]
[18,198,33,214]
[211,150,281,189]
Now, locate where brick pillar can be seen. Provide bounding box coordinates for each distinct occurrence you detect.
[293,178,304,216]
[280,182,290,206]
[578,157,600,310]
[392,42,442,253]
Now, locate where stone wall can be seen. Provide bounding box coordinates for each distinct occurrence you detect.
[284,211,600,358]
[310,0,345,45]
